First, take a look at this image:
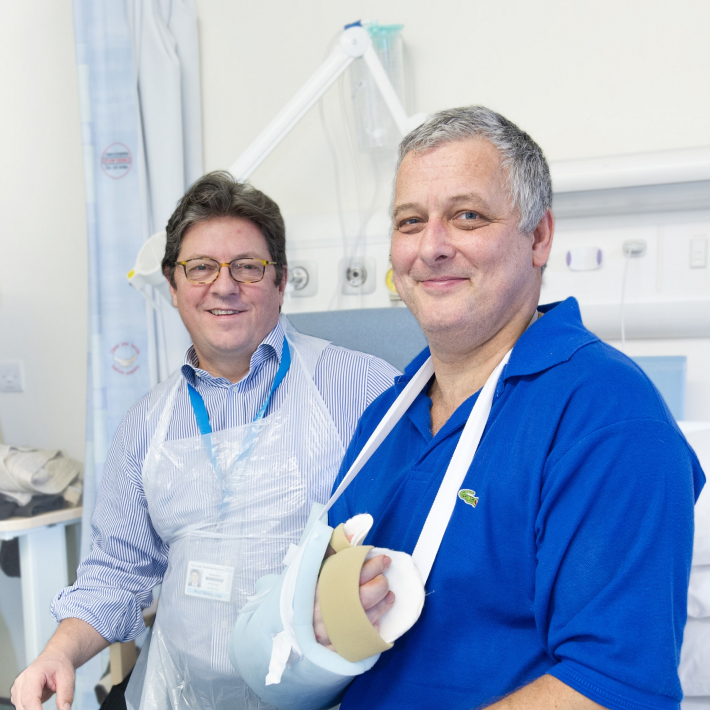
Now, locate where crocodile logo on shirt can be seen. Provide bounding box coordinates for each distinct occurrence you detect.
[458,489,479,508]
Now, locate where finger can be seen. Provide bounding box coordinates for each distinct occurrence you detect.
[55,669,75,710]
[313,584,332,649]
[10,677,23,710]
[19,677,48,710]
[365,590,395,626]
[359,572,390,611]
[359,555,391,585]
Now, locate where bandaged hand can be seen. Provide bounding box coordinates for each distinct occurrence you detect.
[312,515,422,662]
[313,551,395,650]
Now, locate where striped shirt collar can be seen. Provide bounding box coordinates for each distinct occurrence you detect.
[180,319,285,389]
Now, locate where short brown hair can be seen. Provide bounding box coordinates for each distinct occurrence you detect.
[162,171,287,287]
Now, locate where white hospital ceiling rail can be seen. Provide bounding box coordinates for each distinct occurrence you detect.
[551,148,710,192]
[550,147,710,218]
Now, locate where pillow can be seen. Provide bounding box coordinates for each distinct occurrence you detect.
[679,618,710,697]
[685,428,710,566]
[689,566,710,619]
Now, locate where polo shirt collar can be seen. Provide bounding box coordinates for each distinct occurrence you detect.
[503,297,598,380]
[180,319,286,388]
[398,297,598,389]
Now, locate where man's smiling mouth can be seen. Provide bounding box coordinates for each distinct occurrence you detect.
[418,275,468,285]
[424,276,465,282]
[208,309,242,315]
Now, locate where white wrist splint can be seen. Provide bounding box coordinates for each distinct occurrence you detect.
[317,514,425,663]
[230,504,421,710]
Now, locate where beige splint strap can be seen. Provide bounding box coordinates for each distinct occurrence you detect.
[329,523,351,554]
[318,543,393,662]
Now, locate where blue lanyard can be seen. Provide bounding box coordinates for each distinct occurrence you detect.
[186,337,291,437]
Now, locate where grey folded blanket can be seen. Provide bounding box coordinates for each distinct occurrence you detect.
[0,445,82,506]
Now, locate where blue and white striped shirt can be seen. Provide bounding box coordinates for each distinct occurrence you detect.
[52,320,399,643]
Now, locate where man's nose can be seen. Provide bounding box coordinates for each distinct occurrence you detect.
[418,216,456,264]
[210,264,241,295]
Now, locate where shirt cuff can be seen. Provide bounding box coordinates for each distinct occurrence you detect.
[51,585,147,644]
[548,660,680,710]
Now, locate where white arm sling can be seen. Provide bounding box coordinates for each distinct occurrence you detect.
[323,347,512,583]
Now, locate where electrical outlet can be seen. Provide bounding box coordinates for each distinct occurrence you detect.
[690,237,708,269]
[622,240,647,258]
[340,256,376,295]
[286,260,318,297]
[0,361,24,392]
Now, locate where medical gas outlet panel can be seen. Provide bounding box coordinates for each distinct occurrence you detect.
[541,216,710,340]
[283,209,398,313]
[282,210,710,342]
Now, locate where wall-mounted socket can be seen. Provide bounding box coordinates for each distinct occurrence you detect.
[340,256,376,296]
[385,266,401,301]
[566,246,602,271]
[0,361,24,392]
[286,260,318,297]
[690,237,707,269]
[622,240,647,258]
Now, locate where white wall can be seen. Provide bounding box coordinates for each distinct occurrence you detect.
[0,0,87,460]
[0,573,25,695]
[192,0,710,419]
[0,0,87,695]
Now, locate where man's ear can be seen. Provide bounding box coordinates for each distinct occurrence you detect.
[532,209,554,268]
[278,266,288,305]
[167,273,178,308]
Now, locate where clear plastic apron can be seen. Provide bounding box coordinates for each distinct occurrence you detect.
[126,320,345,710]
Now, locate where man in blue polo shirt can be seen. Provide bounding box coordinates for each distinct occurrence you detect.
[313,106,705,710]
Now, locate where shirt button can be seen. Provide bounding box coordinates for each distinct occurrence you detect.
[222,621,228,628]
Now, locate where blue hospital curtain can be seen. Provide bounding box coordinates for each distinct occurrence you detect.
[72,1,201,706]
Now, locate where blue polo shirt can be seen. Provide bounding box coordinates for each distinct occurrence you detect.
[330,298,705,710]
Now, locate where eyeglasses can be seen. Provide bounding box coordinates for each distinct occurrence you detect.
[176,257,278,285]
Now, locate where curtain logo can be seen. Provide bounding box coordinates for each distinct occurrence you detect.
[111,342,140,375]
[100,142,133,179]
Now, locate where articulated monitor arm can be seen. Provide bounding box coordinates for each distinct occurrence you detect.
[229,22,427,181]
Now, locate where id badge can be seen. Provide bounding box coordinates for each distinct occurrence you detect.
[184,560,234,603]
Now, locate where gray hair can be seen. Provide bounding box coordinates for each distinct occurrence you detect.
[162,171,287,288]
[395,106,552,233]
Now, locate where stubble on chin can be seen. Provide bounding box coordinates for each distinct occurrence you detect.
[407,292,476,338]
[405,285,501,355]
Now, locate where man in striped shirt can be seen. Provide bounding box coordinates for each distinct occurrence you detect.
[11,172,398,710]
